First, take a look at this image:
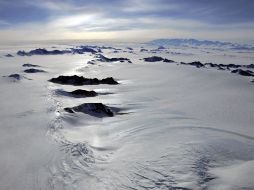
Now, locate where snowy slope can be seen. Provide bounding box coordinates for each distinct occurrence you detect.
[0,42,254,190]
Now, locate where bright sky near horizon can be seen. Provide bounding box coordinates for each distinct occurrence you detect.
[0,0,254,43]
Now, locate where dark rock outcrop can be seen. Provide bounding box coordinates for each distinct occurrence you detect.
[227,64,241,69]
[8,74,21,80]
[140,48,148,52]
[17,48,72,56]
[17,47,97,56]
[17,46,123,56]
[100,77,119,84]
[231,69,254,76]
[87,61,96,65]
[100,46,121,51]
[95,54,131,63]
[144,56,164,62]
[246,64,254,69]
[24,68,46,73]
[205,63,217,68]
[17,51,28,56]
[49,75,118,85]
[69,89,97,97]
[158,46,166,50]
[163,58,175,63]
[64,103,114,117]
[181,61,204,68]
[5,54,14,57]
[3,74,31,81]
[22,63,40,67]
[205,63,243,70]
[143,56,174,63]
[71,46,97,54]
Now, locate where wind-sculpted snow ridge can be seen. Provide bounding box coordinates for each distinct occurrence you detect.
[49,75,119,85]
[46,90,97,187]
[61,142,95,162]
[148,38,254,50]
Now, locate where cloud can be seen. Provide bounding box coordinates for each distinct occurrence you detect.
[0,0,254,42]
[4,0,254,25]
[0,0,49,25]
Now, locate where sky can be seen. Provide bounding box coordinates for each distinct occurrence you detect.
[0,0,254,43]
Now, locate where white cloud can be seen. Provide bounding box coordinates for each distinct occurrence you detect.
[1,0,254,43]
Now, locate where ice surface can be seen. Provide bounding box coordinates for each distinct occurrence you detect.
[0,42,254,190]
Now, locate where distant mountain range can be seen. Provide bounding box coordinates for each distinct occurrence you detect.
[147,39,254,50]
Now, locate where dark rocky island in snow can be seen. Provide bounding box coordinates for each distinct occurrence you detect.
[144,56,164,62]
[17,46,98,56]
[163,58,175,63]
[49,75,119,85]
[22,63,41,67]
[140,48,148,52]
[181,61,205,68]
[87,61,96,65]
[17,48,72,56]
[143,56,174,63]
[69,89,97,97]
[246,64,254,69]
[7,74,22,80]
[95,54,132,63]
[24,68,46,73]
[64,103,114,117]
[3,74,31,81]
[70,46,97,54]
[5,54,14,57]
[231,69,254,77]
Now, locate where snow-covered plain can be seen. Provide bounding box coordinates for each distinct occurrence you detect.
[0,41,254,190]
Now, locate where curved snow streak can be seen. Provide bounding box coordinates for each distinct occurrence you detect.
[46,80,254,190]
[101,128,254,190]
[44,61,254,190]
[46,84,98,190]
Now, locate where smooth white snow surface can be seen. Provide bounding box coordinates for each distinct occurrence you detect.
[0,42,254,190]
